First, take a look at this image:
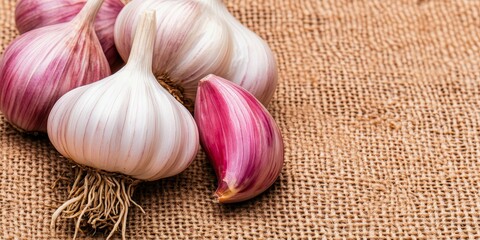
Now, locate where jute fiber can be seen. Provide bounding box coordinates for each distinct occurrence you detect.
[1,0,480,239]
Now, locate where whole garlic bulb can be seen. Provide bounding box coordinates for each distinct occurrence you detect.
[48,11,199,239]
[195,75,284,203]
[197,0,279,105]
[0,0,110,132]
[15,0,124,67]
[114,0,233,102]
[48,12,199,181]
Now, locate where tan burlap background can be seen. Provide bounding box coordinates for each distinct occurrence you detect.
[1,0,480,239]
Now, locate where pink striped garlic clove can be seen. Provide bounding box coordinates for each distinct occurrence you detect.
[15,0,124,67]
[195,74,284,203]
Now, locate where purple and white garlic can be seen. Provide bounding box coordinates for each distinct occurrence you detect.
[0,0,110,132]
[0,0,284,238]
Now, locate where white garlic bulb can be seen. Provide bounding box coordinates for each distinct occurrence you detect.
[115,0,278,105]
[48,11,199,239]
[48,10,199,181]
[114,0,232,101]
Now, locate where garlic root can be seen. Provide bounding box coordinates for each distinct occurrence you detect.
[50,167,143,240]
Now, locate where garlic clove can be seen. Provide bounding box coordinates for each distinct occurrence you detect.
[197,0,279,105]
[15,0,124,67]
[195,74,284,203]
[0,0,111,132]
[114,0,232,102]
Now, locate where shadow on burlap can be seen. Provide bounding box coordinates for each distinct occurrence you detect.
[1,0,479,239]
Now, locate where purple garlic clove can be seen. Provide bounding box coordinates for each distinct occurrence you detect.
[195,74,284,203]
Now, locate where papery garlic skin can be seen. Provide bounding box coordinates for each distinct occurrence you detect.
[114,0,232,101]
[197,0,279,105]
[48,11,199,181]
[195,74,284,203]
[15,0,124,66]
[0,0,110,132]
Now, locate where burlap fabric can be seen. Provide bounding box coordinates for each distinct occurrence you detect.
[1,0,480,239]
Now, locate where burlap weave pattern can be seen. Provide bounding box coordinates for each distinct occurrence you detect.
[1,0,480,239]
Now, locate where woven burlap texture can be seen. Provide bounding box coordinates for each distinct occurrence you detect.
[1,0,480,239]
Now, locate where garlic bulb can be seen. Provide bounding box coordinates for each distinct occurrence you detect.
[195,74,284,203]
[48,11,199,239]
[15,0,124,67]
[0,0,110,132]
[114,0,233,102]
[197,0,279,105]
[114,0,278,105]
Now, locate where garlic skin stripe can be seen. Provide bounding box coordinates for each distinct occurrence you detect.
[48,11,199,239]
[197,0,279,105]
[15,0,124,67]
[0,0,110,132]
[114,0,233,102]
[195,75,284,203]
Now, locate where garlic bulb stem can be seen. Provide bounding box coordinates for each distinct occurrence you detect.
[125,11,156,73]
[71,0,105,29]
